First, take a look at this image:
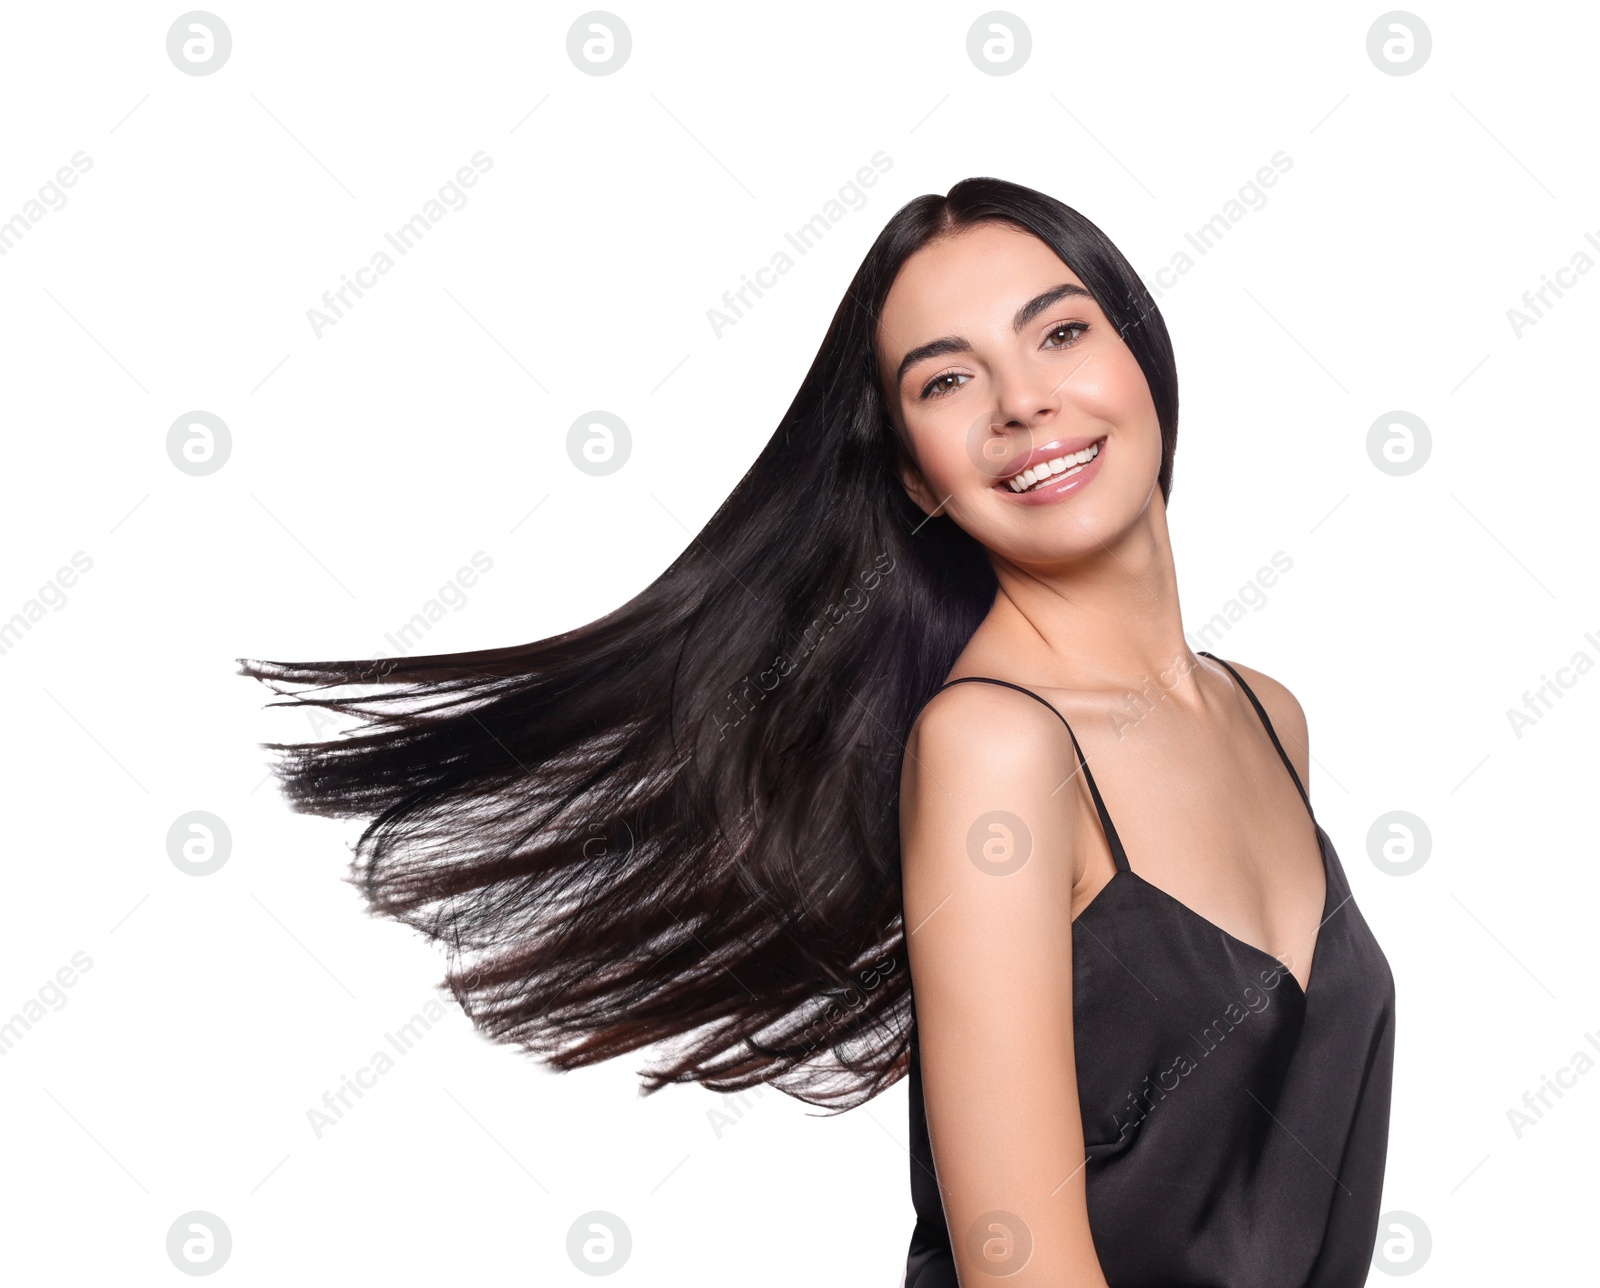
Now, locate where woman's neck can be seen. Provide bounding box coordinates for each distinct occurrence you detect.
[971,491,1198,699]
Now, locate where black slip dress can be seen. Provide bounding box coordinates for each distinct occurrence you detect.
[904,652,1396,1288]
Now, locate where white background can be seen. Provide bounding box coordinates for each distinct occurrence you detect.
[1,1,1595,1283]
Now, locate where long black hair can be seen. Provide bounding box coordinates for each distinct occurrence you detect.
[239,176,1179,1113]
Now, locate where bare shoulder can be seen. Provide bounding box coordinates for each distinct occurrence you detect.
[896,676,1110,1280]
[901,677,1084,888]
[906,676,1075,778]
[1213,657,1311,789]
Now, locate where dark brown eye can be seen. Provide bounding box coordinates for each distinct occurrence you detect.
[1044,322,1089,348]
[920,371,971,400]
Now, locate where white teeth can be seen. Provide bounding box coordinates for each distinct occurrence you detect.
[1005,441,1101,493]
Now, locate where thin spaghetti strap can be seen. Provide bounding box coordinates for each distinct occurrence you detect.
[929,677,1131,874]
[1198,652,1314,817]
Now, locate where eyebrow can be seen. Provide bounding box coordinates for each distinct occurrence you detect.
[892,282,1096,391]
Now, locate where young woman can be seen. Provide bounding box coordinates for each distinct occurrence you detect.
[242,177,1394,1286]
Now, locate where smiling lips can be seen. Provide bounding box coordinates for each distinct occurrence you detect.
[997,436,1106,494]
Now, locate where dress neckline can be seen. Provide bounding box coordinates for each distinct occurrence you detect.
[1088,823,1335,1001]
[928,651,1331,997]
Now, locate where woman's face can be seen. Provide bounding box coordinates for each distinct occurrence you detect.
[876,221,1163,565]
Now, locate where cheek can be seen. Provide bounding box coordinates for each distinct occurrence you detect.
[1080,349,1156,422]
[902,416,974,489]
[1082,357,1162,459]
[908,435,966,489]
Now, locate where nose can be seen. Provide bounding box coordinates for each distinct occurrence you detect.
[966,369,1064,478]
[993,354,1070,438]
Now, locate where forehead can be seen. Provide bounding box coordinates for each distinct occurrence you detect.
[876,222,1084,363]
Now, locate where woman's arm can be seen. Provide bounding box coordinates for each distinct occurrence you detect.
[901,682,1113,1288]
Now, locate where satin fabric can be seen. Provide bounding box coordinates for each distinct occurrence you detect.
[904,655,1395,1287]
